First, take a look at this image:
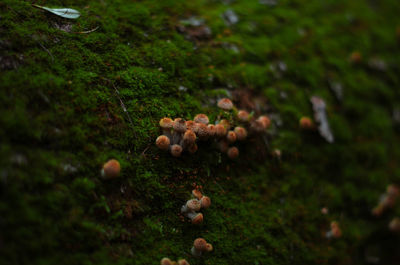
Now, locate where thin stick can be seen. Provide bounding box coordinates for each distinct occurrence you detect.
[37,41,54,62]
[73,26,100,34]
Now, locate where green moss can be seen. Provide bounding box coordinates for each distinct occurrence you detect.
[1,0,400,264]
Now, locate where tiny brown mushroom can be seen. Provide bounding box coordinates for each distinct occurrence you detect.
[101,159,121,179]
[217,98,234,110]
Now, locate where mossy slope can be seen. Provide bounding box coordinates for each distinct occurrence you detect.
[1,0,400,264]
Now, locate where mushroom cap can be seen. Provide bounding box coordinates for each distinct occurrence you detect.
[227,147,239,159]
[237,110,250,122]
[332,227,342,238]
[194,114,209,125]
[186,199,201,211]
[177,259,190,265]
[205,243,213,252]
[219,119,230,129]
[250,120,266,133]
[186,120,196,131]
[234,127,247,141]
[173,118,187,133]
[330,221,339,229]
[156,135,170,151]
[191,213,204,224]
[226,131,237,143]
[192,189,203,199]
[161,258,173,265]
[102,159,121,179]
[257,115,271,129]
[387,184,399,198]
[217,98,234,110]
[170,144,183,157]
[194,123,209,139]
[218,140,229,153]
[372,205,384,216]
[200,196,211,209]
[207,124,216,137]
[389,217,400,232]
[193,238,207,251]
[187,143,198,154]
[159,117,174,129]
[350,51,362,63]
[330,221,342,238]
[215,124,227,138]
[183,130,196,145]
[299,116,313,129]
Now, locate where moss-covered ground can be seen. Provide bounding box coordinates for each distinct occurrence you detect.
[1,0,400,264]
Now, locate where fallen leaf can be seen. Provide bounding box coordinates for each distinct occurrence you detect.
[33,4,81,19]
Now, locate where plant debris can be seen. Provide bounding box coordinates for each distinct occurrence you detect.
[310,96,334,143]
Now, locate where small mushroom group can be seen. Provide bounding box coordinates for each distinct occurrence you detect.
[161,258,190,265]
[372,184,399,216]
[191,238,213,257]
[181,189,211,224]
[325,221,342,239]
[155,98,271,160]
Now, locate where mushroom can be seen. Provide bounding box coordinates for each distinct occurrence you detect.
[218,119,230,129]
[187,143,198,154]
[389,217,400,232]
[186,120,196,131]
[207,124,216,138]
[217,98,234,110]
[172,118,187,144]
[194,123,210,140]
[159,117,174,138]
[250,120,266,133]
[226,131,237,143]
[101,159,121,179]
[218,140,229,153]
[200,196,211,209]
[237,110,250,122]
[192,189,203,199]
[234,126,247,141]
[194,114,209,125]
[191,238,213,257]
[227,147,239,159]
[182,130,196,149]
[177,259,190,265]
[215,124,227,138]
[372,184,399,216]
[257,115,271,129]
[299,116,313,130]
[181,199,201,213]
[170,144,183,157]
[187,212,204,224]
[326,221,342,239]
[156,135,170,151]
[161,258,174,265]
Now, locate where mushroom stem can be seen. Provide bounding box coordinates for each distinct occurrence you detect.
[191,246,203,257]
[172,131,182,145]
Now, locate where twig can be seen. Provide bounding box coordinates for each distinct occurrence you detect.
[37,41,54,62]
[102,78,138,140]
[73,26,100,34]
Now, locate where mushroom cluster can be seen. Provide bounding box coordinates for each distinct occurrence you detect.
[161,258,190,265]
[372,184,399,216]
[181,189,211,224]
[155,98,271,159]
[191,238,213,257]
